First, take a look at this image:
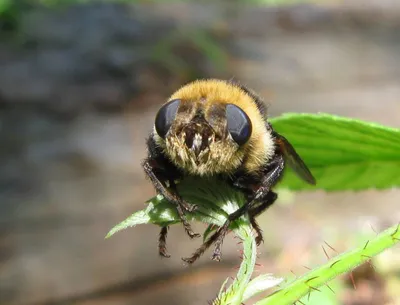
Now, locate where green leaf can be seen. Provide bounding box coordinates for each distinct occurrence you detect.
[203,223,218,242]
[106,177,248,238]
[105,202,155,238]
[242,274,284,302]
[270,113,400,191]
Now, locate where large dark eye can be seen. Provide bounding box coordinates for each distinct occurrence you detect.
[226,104,252,145]
[155,99,180,138]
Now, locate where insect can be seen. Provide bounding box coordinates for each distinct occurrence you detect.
[143,79,316,264]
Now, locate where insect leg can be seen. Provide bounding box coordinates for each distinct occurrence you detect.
[211,157,284,261]
[181,222,229,264]
[182,197,261,264]
[248,192,278,245]
[249,217,263,246]
[249,192,278,218]
[158,226,170,258]
[142,159,200,238]
[182,156,284,264]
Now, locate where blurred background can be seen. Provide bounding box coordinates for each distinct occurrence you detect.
[1,0,400,304]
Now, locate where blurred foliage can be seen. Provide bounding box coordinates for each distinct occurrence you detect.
[0,0,323,77]
[0,0,22,33]
[150,28,228,80]
[0,0,327,28]
[249,0,330,4]
[10,0,323,5]
[0,0,229,79]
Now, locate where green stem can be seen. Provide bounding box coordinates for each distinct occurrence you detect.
[215,223,257,305]
[256,223,400,305]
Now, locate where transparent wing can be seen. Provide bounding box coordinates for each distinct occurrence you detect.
[275,133,316,185]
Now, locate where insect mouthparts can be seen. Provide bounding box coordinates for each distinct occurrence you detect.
[191,133,203,158]
[182,117,213,159]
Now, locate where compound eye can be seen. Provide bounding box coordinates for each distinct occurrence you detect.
[155,99,181,138]
[226,104,252,145]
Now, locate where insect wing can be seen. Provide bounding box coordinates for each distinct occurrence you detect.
[275,134,316,185]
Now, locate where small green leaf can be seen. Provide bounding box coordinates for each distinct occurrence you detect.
[106,177,248,239]
[242,274,284,302]
[105,204,153,238]
[270,113,400,191]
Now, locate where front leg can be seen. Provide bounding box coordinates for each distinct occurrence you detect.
[142,159,200,239]
[248,192,278,245]
[182,155,285,264]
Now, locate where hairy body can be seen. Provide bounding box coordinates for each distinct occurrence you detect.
[143,79,315,263]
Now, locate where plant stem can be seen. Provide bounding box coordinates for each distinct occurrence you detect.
[256,223,400,305]
[215,223,257,305]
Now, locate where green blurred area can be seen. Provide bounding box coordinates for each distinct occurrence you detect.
[0,0,329,8]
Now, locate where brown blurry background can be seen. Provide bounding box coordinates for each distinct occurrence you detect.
[1,1,400,305]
